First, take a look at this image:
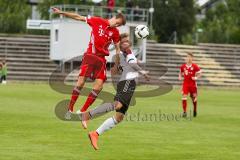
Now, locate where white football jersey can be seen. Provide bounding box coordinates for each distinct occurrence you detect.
[119,51,139,81]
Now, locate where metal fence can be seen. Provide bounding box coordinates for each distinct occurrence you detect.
[50,4,149,23]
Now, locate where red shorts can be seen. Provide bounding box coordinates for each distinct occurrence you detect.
[182,84,197,96]
[79,54,107,81]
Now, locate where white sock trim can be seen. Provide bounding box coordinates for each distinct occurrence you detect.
[96,117,118,135]
[73,87,80,93]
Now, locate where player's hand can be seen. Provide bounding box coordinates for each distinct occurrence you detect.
[142,71,150,81]
[144,74,150,81]
[192,77,198,80]
[111,65,119,75]
[178,76,182,81]
[52,7,62,14]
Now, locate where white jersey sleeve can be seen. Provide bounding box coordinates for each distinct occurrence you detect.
[126,53,137,63]
[119,53,139,81]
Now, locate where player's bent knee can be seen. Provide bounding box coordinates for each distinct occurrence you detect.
[95,79,104,87]
[115,114,124,123]
[182,95,187,99]
[93,83,103,91]
[114,101,123,110]
[191,93,197,98]
[193,97,197,102]
[77,77,86,87]
[95,86,103,91]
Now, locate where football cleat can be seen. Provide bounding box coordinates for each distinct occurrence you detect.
[193,111,197,117]
[182,112,187,118]
[88,131,99,150]
[76,110,82,114]
[65,110,72,120]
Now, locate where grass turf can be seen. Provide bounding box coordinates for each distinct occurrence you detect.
[0,83,240,160]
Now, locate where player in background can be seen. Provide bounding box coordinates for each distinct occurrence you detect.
[179,53,202,117]
[80,34,150,150]
[0,61,2,84]
[1,60,7,84]
[52,7,126,119]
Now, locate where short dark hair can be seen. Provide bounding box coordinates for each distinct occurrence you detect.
[187,52,194,57]
[1,59,5,65]
[116,13,126,25]
[120,33,129,40]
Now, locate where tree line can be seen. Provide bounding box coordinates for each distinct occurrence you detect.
[0,0,239,44]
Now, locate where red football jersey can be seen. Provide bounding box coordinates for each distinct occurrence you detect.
[85,16,120,57]
[180,63,201,86]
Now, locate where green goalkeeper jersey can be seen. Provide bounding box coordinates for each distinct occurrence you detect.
[1,65,7,76]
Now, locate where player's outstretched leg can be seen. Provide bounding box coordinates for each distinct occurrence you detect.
[80,103,115,129]
[80,79,103,112]
[182,95,187,118]
[88,112,124,150]
[89,102,115,118]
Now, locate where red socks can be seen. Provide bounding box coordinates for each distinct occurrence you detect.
[182,96,197,113]
[68,87,101,112]
[192,97,197,112]
[68,87,81,112]
[81,89,100,112]
[182,98,187,112]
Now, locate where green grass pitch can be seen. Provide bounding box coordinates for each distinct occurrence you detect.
[0,83,240,160]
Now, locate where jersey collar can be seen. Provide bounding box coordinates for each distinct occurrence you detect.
[186,63,192,68]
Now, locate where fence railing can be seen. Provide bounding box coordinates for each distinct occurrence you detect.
[50,4,149,23]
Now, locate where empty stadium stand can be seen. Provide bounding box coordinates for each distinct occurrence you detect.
[146,40,240,87]
[0,34,58,81]
[0,35,239,87]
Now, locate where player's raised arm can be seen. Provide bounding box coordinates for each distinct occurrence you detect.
[127,55,150,81]
[114,42,121,64]
[52,7,86,22]
[111,42,121,75]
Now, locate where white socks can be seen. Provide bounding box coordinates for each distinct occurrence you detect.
[96,117,118,135]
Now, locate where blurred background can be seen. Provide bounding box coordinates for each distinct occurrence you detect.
[1,0,240,44]
[0,1,240,160]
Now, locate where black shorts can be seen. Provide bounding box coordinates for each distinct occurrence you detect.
[1,75,6,81]
[114,80,136,114]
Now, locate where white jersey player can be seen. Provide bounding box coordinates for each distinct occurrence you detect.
[79,34,149,150]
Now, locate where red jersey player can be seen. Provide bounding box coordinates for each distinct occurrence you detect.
[52,7,126,120]
[179,52,202,117]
